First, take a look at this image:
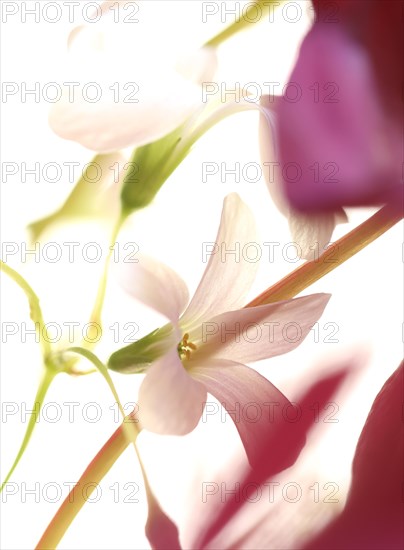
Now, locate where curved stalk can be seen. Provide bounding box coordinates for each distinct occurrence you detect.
[87,214,126,332]
[65,347,137,444]
[35,346,140,550]
[0,261,51,358]
[36,348,179,550]
[0,370,55,492]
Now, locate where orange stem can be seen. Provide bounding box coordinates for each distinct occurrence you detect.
[246,203,403,307]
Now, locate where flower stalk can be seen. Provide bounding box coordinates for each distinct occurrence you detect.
[0,369,56,493]
[87,214,127,333]
[247,203,403,307]
[35,421,136,550]
[0,261,51,358]
[205,0,284,47]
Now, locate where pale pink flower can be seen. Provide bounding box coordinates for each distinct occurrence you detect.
[116,193,331,466]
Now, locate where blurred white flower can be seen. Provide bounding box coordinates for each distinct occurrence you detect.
[49,17,217,153]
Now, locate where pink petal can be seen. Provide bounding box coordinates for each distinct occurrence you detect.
[350,364,403,520]
[278,24,402,211]
[181,193,258,330]
[288,210,346,261]
[306,362,404,549]
[191,361,290,468]
[259,95,287,216]
[313,1,403,109]
[193,366,353,550]
[138,348,207,435]
[190,294,330,363]
[259,95,346,260]
[118,255,189,324]
[145,500,182,550]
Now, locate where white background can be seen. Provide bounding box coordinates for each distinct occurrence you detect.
[1,1,402,549]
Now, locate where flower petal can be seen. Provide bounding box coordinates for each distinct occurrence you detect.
[190,294,330,363]
[145,502,182,550]
[49,57,202,152]
[277,24,402,211]
[288,210,346,261]
[118,256,189,324]
[305,362,404,550]
[191,360,290,468]
[138,348,207,435]
[194,365,354,550]
[175,46,218,85]
[59,14,216,153]
[259,96,347,260]
[181,193,258,330]
[259,95,284,213]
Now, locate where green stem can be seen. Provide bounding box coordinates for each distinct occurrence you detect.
[0,369,55,492]
[205,0,283,47]
[246,203,403,306]
[84,214,125,345]
[166,100,267,180]
[35,421,135,550]
[36,348,163,550]
[0,261,51,358]
[69,217,123,371]
[184,101,263,151]
[35,347,139,550]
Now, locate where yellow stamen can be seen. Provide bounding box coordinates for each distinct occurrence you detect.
[177,333,197,360]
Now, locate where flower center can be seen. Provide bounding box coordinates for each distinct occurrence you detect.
[177,332,197,361]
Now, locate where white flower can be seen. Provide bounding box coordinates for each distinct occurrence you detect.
[49,16,217,153]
